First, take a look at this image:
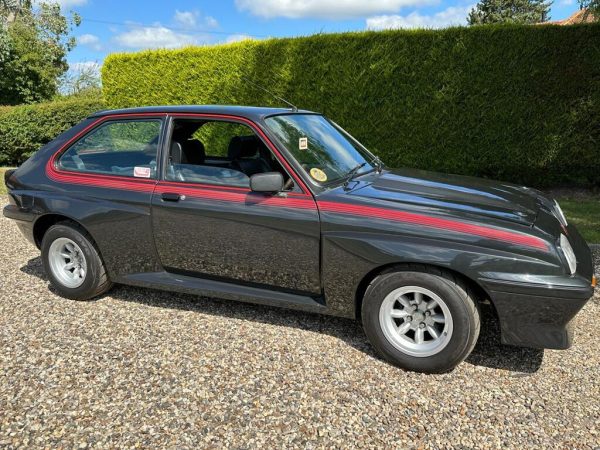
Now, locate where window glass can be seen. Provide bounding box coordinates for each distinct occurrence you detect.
[59,120,161,179]
[264,114,374,185]
[193,122,250,157]
[167,119,293,190]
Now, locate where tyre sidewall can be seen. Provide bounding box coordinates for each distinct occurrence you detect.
[362,271,477,373]
[41,224,104,300]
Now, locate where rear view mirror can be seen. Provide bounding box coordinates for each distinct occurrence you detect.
[250,172,284,193]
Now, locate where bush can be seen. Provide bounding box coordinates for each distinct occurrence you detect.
[102,24,600,188]
[0,94,104,165]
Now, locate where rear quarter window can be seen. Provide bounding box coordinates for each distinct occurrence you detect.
[58,119,162,179]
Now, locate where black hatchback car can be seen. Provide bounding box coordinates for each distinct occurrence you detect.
[3,105,596,373]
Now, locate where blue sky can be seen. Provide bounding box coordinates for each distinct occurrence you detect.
[57,0,581,72]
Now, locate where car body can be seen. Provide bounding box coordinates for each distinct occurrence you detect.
[3,105,596,372]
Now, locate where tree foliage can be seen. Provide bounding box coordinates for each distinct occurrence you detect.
[579,0,600,20]
[102,25,600,188]
[0,1,80,105]
[467,0,551,25]
[60,62,102,97]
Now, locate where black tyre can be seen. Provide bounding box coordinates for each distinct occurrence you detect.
[41,222,112,300]
[361,266,480,373]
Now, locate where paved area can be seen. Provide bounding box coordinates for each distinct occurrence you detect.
[1,198,598,448]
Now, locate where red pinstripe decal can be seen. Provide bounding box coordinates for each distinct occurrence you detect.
[318,201,549,251]
[45,111,547,251]
[155,185,316,209]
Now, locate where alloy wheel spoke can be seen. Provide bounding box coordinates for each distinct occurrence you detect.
[415,328,425,344]
[426,325,439,339]
[426,299,438,311]
[414,292,423,304]
[390,309,409,319]
[397,321,412,335]
[431,314,445,323]
[397,295,411,309]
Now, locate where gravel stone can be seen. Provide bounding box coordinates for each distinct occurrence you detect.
[1,196,599,449]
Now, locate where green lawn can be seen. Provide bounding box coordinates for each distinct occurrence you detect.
[1,166,598,243]
[0,167,15,196]
[555,195,600,244]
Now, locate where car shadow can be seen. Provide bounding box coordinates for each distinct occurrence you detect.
[20,256,543,374]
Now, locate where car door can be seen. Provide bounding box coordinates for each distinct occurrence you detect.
[150,115,322,295]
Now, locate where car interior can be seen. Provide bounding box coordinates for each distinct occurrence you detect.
[167,119,294,190]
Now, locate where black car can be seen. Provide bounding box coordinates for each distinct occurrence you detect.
[3,105,596,373]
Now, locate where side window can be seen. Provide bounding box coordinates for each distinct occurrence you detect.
[167,119,294,190]
[58,119,162,179]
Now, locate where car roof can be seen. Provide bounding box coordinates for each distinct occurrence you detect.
[89,105,318,120]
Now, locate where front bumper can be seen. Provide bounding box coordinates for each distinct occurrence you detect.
[482,224,595,350]
[483,282,593,349]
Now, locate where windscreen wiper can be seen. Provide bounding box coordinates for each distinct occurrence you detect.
[343,162,367,190]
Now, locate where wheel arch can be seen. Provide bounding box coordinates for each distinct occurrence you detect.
[33,213,96,250]
[354,262,496,321]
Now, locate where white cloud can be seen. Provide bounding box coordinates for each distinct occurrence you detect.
[235,0,437,19]
[78,33,102,51]
[366,5,473,29]
[559,0,574,5]
[174,10,198,28]
[174,10,219,29]
[226,34,253,43]
[114,26,198,49]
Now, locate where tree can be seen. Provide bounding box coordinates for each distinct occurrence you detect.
[0,1,80,105]
[578,0,599,20]
[467,0,552,25]
[60,62,102,97]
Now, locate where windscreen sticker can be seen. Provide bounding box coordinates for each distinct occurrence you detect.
[310,168,327,182]
[299,137,308,150]
[134,166,151,178]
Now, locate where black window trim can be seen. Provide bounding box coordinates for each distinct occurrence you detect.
[56,116,167,181]
[160,115,302,193]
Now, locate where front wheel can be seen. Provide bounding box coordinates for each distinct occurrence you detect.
[362,267,480,373]
[41,222,113,300]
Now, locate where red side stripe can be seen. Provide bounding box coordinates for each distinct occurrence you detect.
[44,111,546,251]
[318,201,549,251]
[155,185,316,209]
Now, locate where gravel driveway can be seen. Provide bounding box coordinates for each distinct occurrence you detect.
[1,197,599,449]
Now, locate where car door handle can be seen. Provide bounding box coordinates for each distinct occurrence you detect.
[161,192,182,202]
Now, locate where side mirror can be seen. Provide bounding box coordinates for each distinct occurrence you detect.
[250,172,284,193]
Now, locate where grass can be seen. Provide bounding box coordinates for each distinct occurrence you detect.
[0,167,15,196]
[1,166,598,243]
[553,194,600,244]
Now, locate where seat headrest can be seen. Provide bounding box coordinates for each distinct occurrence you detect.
[228,135,260,160]
[170,141,183,164]
[183,140,205,165]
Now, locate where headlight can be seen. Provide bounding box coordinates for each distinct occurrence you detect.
[559,234,577,275]
[554,200,568,227]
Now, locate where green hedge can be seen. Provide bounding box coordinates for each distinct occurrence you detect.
[0,95,105,165]
[103,24,600,188]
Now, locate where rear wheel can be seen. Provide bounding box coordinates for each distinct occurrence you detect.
[362,267,480,373]
[41,223,112,300]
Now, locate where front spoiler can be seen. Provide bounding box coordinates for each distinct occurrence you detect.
[483,282,593,349]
